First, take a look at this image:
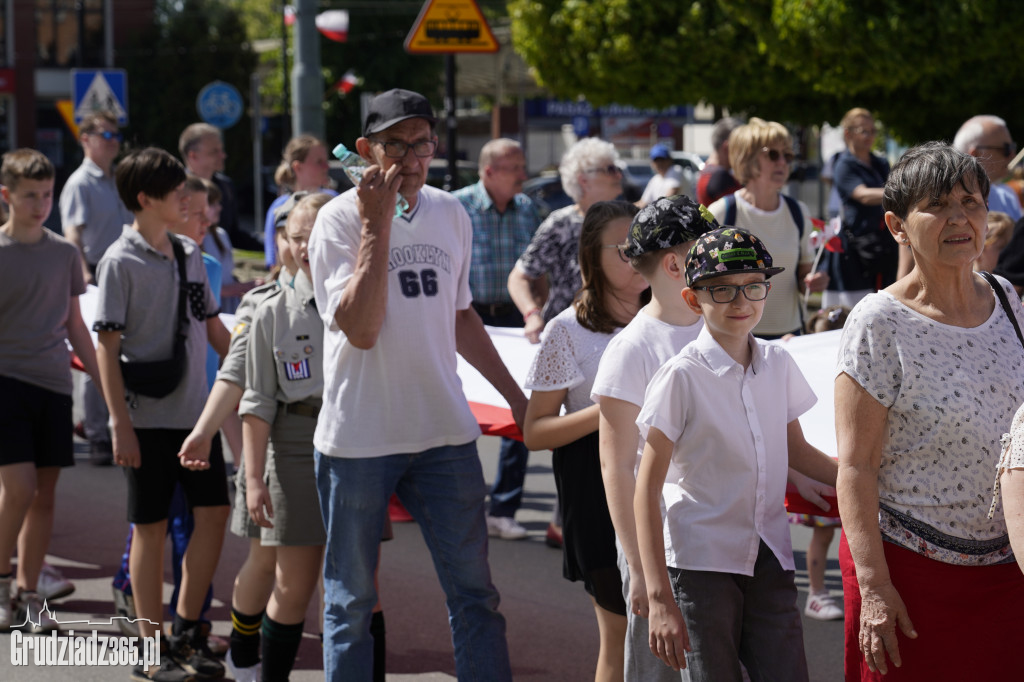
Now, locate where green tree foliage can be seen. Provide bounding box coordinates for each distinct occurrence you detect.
[509,0,1024,142]
[119,0,257,179]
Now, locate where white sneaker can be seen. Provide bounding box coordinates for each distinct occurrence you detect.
[0,576,11,630]
[225,649,262,682]
[15,590,58,632]
[486,515,528,540]
[804,591,843,621]
[38,563,75,601]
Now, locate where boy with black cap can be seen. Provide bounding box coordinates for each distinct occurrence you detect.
[590,195,717,682]
[308,88,526,681]
[634,227,838,680]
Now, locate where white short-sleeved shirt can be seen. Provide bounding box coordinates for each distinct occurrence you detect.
[638,326,816,575]
[309,186,481,459]
[837,279,1024,565]
[591,307,703,472]
[523,306,619,413]
[709,193,814,335]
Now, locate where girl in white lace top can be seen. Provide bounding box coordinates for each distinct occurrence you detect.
[523,201,649,681]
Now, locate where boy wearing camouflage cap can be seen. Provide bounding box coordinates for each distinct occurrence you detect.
[589,195,718,682]
[633,227,838,679]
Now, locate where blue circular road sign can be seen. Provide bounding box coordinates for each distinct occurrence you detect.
[197,81,243,129]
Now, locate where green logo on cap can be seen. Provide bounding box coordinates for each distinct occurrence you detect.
[718,247,757,262]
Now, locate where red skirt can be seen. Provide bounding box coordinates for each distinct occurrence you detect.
[839,531,1024,681]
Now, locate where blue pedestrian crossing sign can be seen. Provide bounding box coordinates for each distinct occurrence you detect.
[71,69,128,125]
[197,81,244,130]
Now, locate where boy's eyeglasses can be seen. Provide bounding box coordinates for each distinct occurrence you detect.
[586,164,622,176]
[693,281,771,303]
[976,142,1018,158]
[88,130,123,141]
[761,147,795,164]
[602,244,630,262]
[370,138,437,158]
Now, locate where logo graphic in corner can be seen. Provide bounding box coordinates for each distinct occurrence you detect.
[284,358,311,381]
[10,600,160,669]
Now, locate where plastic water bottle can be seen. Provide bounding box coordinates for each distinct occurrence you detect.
[332,143,409,218]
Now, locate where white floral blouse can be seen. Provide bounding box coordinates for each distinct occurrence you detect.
[837,276,1024,566]
[524,306,620,414]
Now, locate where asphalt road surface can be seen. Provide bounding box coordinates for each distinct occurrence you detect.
[0,385,844,680]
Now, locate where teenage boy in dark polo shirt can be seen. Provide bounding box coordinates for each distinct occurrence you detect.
[93,147,231,682]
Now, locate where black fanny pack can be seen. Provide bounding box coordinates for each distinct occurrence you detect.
[119,234,189,398]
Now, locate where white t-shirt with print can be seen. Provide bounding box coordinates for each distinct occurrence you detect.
[309,186,481,459]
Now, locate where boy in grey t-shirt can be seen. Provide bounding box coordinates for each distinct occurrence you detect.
[0,149,101,632]
[93,147,231,682]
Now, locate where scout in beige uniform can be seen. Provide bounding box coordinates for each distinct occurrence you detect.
[238,194,329,682]
[179,198,299,682]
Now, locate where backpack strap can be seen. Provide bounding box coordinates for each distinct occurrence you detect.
[782,194,804,239]
[723,193,736,226]
[167,233,191,346]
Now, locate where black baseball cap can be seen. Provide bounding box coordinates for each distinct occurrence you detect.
[363,89,437,136]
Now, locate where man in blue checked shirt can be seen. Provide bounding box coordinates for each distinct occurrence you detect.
[454,138,540,541]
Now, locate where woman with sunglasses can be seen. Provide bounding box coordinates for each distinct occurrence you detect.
[708,118,827,338]
[509,137,626,345]
[522,200,649,682]
[821,108,895,309]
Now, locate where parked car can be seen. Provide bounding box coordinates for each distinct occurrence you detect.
[522,172,572,221]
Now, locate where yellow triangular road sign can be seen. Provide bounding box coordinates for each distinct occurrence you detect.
[405,0,499,54]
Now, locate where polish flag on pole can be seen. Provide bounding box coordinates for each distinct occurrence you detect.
[283,7,348,43]
[333,69,362,96]
[316,10,349,42]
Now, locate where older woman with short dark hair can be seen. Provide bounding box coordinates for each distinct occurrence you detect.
[836,141,1024,681]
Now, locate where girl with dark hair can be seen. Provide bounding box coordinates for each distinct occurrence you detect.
[522,200,649,682]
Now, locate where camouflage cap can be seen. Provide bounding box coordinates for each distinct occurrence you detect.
[623,194,720,259]
[684,226,785,287]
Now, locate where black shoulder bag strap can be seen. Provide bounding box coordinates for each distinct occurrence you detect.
[982,271,1024,349]
[168,233,190,352]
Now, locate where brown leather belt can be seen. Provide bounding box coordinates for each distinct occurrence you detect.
[282,401,320,419]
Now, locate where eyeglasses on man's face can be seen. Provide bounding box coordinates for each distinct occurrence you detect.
[586,164,622,176]
[693,281,771,303]
[602,243,630,262]
[370,138,437,158]
[761,148,794,164]
[976,142,1018,158]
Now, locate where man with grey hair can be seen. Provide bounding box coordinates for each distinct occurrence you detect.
[697,116,743,206]
[953,115,1021,220]
[179,122,263,251]
[454,138,539,541]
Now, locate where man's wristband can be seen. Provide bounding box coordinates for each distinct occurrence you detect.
[524,308,541,320]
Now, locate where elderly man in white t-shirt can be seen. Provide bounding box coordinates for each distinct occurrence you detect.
[308,88,526,682]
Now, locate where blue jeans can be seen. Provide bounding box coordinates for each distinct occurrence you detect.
[315,443,511,682]
[489,437,529,518]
